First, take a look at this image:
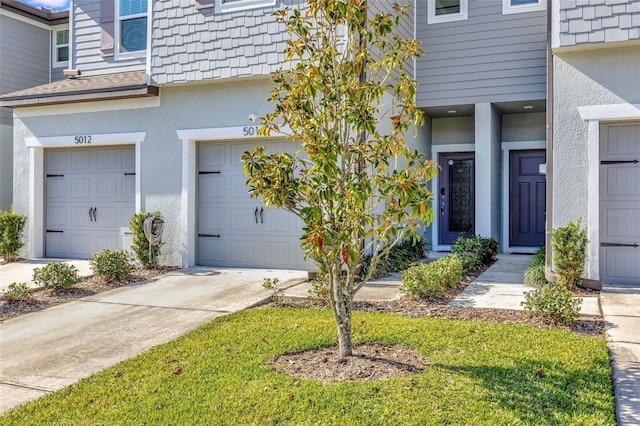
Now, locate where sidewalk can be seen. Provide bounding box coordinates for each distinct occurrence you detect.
[0,259,92,292]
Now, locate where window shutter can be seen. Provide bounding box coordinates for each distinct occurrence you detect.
[100,0,115,57]
[195,0,214,9]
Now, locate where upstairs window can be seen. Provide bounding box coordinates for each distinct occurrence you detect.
[53,28,69,67]
[427,0,468,24]
[503,0,545,15]
[117,0,147,56]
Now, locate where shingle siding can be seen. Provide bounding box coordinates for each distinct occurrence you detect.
[416,0,547,107]
[558,0,640,47]
[150,1,299,84]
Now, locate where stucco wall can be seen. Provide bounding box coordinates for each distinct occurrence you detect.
[553,45,640,229]
[12,77,278,265]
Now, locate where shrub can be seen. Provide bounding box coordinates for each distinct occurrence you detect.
[0,205,27,262]
[90,249,134,282]
[263,278,284,305]
[521,284,582,325]
[129,211,163,267]
[308,275,330,305]
[3,282,31,301]
[524,246,549,288]
[361,239,426,279]
[451,234,498,273]
[33,262,81,289]
[552,219,588,289]
[400,254,463,298]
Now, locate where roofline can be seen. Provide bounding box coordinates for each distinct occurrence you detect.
[0,0,68,24]
[0,86,159,108]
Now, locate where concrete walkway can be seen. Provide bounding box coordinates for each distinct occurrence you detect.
[0,266,307,413]
[0,258,92,292]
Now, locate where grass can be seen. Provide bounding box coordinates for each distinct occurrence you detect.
[0,308,614,425]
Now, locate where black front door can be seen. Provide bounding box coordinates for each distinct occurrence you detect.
[509,149,546,247]
[439,153,475,246]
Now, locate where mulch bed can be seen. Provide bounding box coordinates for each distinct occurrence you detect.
[0,266,178,322]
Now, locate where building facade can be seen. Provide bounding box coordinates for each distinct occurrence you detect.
[1,0,639,286]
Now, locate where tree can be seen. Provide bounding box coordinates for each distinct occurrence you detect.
[242,0,436,357]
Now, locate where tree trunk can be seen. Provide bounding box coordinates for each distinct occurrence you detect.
[330,268,353,357]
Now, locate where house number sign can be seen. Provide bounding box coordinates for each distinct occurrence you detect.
[242,126,259,137]
[74,135,92,144]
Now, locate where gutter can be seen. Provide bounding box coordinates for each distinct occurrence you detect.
[0,86,159,108]
[544,0,554,283]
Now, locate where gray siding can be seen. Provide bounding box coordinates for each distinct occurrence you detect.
[150,1,304,84]
[558,0,640,47]
[368,0,415,77]
[73,1,145,75]
[0,14,51,125]
[416,0,547,107]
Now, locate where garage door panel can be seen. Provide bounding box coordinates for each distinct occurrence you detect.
[229,175,250,199]
[229,206,257,232]
[68,233,91,257]
[47,179,66,199]
[601,248,640,284]
[70,151,91,170]
[47,151,67,172]
[47,206,66,227]
[605,126,640,158]
[122,176,135,198]
[96,234,118,251]
[603,205,640,240]
[70,178,90,199]
[200,144,226,168]
[199,238,225,264]
[230,144,251,166]
[96,149,119,170]
[199,175,225,200]
[605,166,640,197]
[95,206,118,227]
[45,233,66,257]
[200,207,225,232]
[121,148,135,169]
[228,240,255,264]
[97,177,118,199]
[69,206,91,227]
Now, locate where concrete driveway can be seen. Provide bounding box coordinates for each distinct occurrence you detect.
[0,267,307,413]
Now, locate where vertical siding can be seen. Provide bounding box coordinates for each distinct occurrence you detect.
[0,14,51,125]
[416,0,547,107]
[557,0,640,48]
[73,0,145,75]
[150,1,304,84]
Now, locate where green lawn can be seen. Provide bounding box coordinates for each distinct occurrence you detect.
[1,308,614,425]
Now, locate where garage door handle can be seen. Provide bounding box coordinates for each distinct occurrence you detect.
[260,207,264,224]
[255,207,259,224]
[89,207,93,222]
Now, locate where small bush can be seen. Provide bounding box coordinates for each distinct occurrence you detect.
[3,282,31,301]
[451,234,498,273]
[308,275,330,305]
[552,219,588,289]
[521,284,582,325]
[400,254,463,298]
[263,277,284,305]
[90,249,134,282]
[361,239,426,279]
[0,205,27,262]
[33,262,81,289]
[129,211,163,267]
[524,246,549,288]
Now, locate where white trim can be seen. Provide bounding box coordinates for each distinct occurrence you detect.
[578,103,640,121]
[176,125,285,267]
[500,140,546,253]
[427,0,468,24]
[551,0,560,50]
[28,132,145,258]
[25,131,146,148]
[115,0,148,60]
[215,0,276,13]
[0,8,51,30]
[145,0,152,81]
[13,96,160,117]
[69,1,74,69]
[430,143,475,252]
[502,0,545,15]
[579,102,640,281]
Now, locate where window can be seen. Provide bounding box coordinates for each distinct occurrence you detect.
[427,0,468,24]
[53,28,69,67]
[213,0,275,13]
[502,0,545,15]
[117,0,147,56]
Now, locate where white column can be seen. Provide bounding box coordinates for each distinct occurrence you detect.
[474,103,501,241]
[29,147,44,258]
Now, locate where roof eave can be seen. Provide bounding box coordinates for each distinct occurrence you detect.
[0,86,159,108]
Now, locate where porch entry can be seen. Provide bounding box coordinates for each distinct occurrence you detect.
[509,149,546,247]
[438,152,475,246]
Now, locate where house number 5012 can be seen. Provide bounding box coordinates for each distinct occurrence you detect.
[74,135,92,144]
[242,126,259,136]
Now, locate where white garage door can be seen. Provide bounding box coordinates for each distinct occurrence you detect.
[46,147,135,259]
[600,123,640,285]
[198,141,313,270]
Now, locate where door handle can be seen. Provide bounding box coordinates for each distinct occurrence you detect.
[440,188,445,216]
[93,207,97,222]
[260,207,264,224]
[89,207,93,222]
[254,207,259,224]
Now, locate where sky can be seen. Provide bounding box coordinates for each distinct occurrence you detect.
[18,0,70,11]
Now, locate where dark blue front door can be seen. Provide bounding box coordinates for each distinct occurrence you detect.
[439,153,475,246]
[509,150,546,247]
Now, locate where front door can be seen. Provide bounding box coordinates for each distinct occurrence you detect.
[438,153,475,246]
[509,150,546,247]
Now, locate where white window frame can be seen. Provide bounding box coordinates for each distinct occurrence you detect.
[502,0,546,15]
[115,0,148,60]
[52,26,69,68]
[214,0,275,13]
[427,0,468,25]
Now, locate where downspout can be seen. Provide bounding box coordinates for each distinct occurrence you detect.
[544,0,555,281]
